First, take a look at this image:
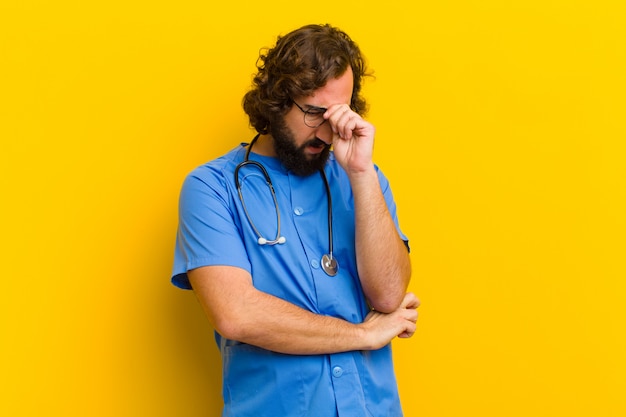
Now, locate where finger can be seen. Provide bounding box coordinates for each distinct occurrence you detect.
[324,104,350,132]
[401,292,421,310]
[405,308,418,323]
[327,105,360,140]
[324,103,351,120]
[398,321,417,338]
[337,112,363,140]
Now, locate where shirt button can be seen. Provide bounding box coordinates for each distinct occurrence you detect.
[310,259,319,269]
[332,366,343,378]
[294,207,304,215]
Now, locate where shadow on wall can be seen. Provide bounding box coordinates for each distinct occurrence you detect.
[141,210,224,415]
[165,286,224,414]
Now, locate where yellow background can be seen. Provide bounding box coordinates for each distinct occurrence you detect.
[2,1,625,416]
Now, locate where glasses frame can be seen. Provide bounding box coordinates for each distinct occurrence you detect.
[292,100,328,128]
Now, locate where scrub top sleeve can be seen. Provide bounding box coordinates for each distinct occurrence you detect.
[171,170,251,289]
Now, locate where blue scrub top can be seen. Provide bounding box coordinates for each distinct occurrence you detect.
[172,143,408,417]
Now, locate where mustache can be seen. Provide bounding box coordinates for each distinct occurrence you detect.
[303,137,330,148]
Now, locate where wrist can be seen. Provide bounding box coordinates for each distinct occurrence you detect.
[356,317,385,351]
[347,165,377,185]
[355,322,374,351]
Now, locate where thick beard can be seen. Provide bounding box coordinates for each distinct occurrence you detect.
[270,117,331,177]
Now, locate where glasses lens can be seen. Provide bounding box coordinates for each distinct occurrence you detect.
[304,110,325,128]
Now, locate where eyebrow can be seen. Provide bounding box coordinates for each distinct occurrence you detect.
[304,104,327,112]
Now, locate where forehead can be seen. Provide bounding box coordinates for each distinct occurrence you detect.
[302,66,354,107]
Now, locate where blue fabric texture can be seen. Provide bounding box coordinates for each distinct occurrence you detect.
[172,142,408,417]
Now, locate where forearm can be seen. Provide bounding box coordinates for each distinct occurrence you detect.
[225,289,372,355]
[189,266,377,355]
[350,167,412,313]
[209,287,417,355]
[325,104,410,310]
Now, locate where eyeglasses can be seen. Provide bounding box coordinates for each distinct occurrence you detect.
[292,100,328,128]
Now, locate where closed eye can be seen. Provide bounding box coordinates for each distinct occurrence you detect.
[305,107,326,115]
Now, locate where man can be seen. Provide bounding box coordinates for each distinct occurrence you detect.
[172,23,420,417]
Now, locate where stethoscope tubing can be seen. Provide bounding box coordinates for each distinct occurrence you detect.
[234,159,284,245]
[234,134,338,275]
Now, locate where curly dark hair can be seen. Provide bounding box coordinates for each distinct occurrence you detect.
[242,24,370,134]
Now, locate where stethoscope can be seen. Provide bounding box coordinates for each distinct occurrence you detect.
[234,134,338,277]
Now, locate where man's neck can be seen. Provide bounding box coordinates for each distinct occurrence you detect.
[250,134,276,157]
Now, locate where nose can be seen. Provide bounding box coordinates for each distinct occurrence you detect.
[314,122,333,145]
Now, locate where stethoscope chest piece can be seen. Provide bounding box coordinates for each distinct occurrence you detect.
[321,254,338,277]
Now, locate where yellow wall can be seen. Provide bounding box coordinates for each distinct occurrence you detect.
[2,1,625,416]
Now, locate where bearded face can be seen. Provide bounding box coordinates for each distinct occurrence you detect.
[269,115,331,177]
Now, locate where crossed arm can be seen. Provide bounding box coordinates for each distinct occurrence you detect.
[188,175,417,355]
[188,145,417,355]
[189,265,418,355]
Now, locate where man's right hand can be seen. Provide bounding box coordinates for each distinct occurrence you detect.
[360,292,420,350]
